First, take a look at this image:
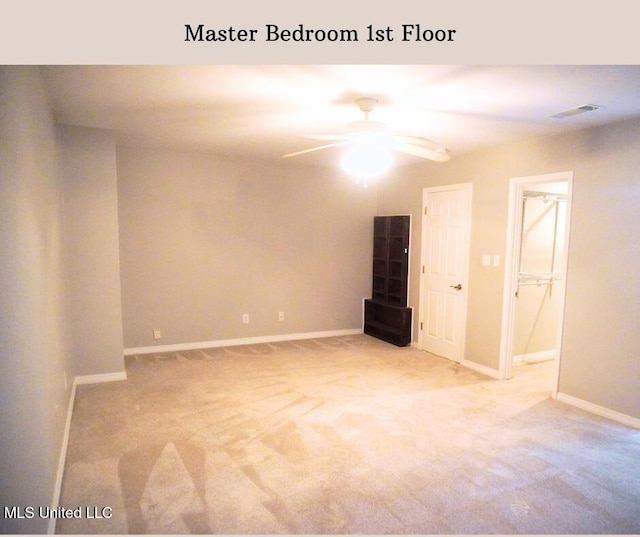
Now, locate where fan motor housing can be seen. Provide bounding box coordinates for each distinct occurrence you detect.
[356,97,378,113]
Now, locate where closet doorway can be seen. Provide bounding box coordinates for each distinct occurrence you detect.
[499,171,573,396]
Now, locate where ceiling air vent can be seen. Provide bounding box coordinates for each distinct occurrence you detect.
[550,104,602,119]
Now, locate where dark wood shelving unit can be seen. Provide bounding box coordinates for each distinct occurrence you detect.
[364,215,412,346]
[364,299,412,347]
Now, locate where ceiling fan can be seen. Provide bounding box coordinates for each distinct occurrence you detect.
[282,97,451,165]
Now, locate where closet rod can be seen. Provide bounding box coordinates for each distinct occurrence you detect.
[522,190,567,202]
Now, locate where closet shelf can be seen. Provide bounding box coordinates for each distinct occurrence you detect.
[517,272,563,286]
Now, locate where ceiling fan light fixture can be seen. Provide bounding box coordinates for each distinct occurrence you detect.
[348,129,394,149]
[340,144,393,179]
[283,96,450,166]
[355,97,379,113]
[347,119,386,134]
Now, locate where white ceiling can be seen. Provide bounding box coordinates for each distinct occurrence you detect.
[41,65,640,167]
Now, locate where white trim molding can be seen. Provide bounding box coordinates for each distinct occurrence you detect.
[461,359,501,379]
[48,381,77,534]
[513,350,555,365]
[499,170,573,391]
[49,369,127,533]
[411,343,501,379]
[556,392,640,430]
[124,328,363,356]
[75,371,128,385]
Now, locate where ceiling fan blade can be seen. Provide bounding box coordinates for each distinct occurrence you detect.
[282,141,349,158]
[394,135,439,147]
[395,142,451,162]
[300,134,348,141]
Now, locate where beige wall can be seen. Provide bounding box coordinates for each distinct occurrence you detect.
[117,146,377,349]
[0,66,70,533]
[377,117,640,420]
[1,69,126,533]
[59,125,125,376]
[558,120,640,418]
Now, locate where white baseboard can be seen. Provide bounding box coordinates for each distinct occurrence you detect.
[48,380,77,534]
[409,342,501,380]
[461,359,502,379]
[555,392,640,430]
[49,370,128,533]
[513,349,555,364]
[75,371,128,385]
[124,328,363,356]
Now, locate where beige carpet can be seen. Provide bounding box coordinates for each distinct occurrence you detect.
[56,335,640,534]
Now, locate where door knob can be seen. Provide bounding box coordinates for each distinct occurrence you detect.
[450,284,462,290]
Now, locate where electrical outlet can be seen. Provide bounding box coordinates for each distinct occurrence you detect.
[242,314,250,324]
[278,311,285,321]
[153,329,162,340]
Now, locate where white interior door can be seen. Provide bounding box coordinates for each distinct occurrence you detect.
[420,185,472,362]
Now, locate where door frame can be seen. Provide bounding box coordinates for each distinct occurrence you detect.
[418,183,473,362]
[499,171,573,396]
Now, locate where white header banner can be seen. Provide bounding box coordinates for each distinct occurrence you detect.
[1,0,637,64]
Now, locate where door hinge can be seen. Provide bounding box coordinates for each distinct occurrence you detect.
[420,322,423,330]
[424,207,428,215]
[422,265,425,274]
